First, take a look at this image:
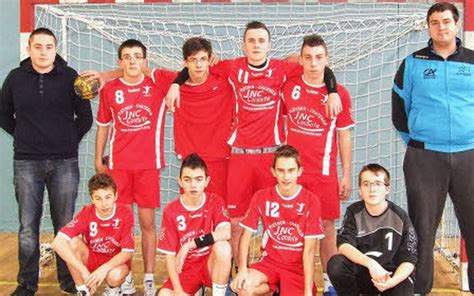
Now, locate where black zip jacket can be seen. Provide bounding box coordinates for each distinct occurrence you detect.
[0,55,93,160]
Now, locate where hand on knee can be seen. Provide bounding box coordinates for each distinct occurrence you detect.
[105,266,128,288]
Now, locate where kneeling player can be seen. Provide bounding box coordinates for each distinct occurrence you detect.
[52,173,134,296]
[157,153,232,296]
[232,145,324,296]
[327,164,417,296]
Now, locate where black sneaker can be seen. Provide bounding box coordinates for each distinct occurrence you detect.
[76,291,87,296]
[11,286,35,296]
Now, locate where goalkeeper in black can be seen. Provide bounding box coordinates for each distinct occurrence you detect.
[327,164,417,296]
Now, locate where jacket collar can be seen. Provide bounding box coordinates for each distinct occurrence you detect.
[20,54,68,74]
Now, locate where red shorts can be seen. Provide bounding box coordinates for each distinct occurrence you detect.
[226,153,276,218]
[250,257,317,294]
[86,251,131,272]
[161,257,211,294]
[299,174,340,220]
[204,158,228,200]
[108,169,160,208]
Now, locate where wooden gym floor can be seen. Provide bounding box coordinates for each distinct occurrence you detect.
[0,233,471,295]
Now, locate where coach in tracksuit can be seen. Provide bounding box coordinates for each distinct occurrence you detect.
[392,2,474,295]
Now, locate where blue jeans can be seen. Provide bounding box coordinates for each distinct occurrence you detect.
[14,158,79,291]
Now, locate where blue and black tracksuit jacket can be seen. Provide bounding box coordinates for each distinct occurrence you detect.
[392,38,474,153]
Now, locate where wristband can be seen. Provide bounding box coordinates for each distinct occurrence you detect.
[324,66,338,94]
[194,233,215,248]
[173,67,189,85]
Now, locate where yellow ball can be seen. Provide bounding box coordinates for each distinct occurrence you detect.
[73,75,100,100]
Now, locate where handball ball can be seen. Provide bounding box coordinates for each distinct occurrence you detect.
[74,75,100,100]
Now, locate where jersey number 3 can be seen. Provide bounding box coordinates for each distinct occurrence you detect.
[177,215,187,231]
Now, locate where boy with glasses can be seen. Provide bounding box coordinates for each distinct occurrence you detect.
[95,39,166,295]
[327,164,417,296]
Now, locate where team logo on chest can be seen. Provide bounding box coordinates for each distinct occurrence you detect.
[117,104,152,130]
[288,106,327,134]
[267,221,304,247]
[143,85,152,96]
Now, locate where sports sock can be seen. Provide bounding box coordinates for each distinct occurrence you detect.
[212,282,228,296]
[144,273,154,282]
[323,272,334,292]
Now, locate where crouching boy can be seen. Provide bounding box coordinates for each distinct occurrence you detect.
[232,145,324,296]
[52,173,134,295]
[327,164,417,296]
[157,153,232,296]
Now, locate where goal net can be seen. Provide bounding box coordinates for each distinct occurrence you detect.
[34,1,462,276]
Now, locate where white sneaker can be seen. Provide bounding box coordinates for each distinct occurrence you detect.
[120,272,136,295]
[143,280,157,296]
[102,286,121,296]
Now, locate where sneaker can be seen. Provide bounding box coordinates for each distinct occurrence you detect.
[76,291,88,296]
[39,242,55,266]
[143,280,157,296]
[103,287,121,296]
[11,286,35,296]
[120,272,136,295]
[322,286,338,296]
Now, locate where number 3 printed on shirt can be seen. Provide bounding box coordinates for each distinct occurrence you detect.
[177,215,186,231]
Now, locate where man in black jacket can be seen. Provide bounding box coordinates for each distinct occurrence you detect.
[0,27,93,296]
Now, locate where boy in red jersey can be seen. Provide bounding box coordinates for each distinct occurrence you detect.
[157,153,232,296]
[231,145,324,296]
[95,39,166,295]
[167,22,341,268]
[52,173,134,296]
[171,37,234,199]
[282,34,355,295]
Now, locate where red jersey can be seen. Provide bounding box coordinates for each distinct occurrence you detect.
[240,186,324,266]
[96,75,167,170]
[174,72,233,160]
[282,77,355,177]
[58,204,135,255]
[212,58,300,148]
[157,193,229,263]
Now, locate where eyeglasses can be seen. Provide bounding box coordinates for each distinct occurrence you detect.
[121,54,144,61]
[361,181,387,189]
[186,57,209,65]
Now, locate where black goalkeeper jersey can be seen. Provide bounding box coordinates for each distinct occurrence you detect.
[337,200,417,271]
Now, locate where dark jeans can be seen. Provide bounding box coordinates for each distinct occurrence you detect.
[327,255,414,296]
[404,147,474,294]
[14,158,79,292]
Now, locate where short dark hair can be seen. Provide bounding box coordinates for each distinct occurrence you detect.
[244,21,271,41]
[118,39,147,59]
[182,37,212,60]
[358,163,390,186]
[29,27,57,45]
[427,2,459,23]
[273,145,301,169]
[180,153,208,177]
[301,34,328,55]
[88,173,117,196]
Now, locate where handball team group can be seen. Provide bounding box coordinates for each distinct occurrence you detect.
[1,2,474,296]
